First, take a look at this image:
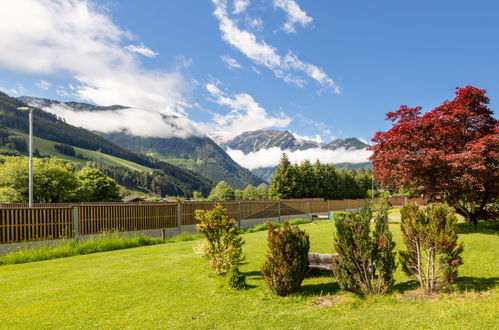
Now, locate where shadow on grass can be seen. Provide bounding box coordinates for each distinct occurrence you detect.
[448,276,499,293]
[393,280,420,293]
[243,270,262,280]
[301,282,341,297]
[457,221,499,235]
[393,277,498,294]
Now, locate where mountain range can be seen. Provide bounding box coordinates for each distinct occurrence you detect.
[221,129,371,181]
[3,94,371,194]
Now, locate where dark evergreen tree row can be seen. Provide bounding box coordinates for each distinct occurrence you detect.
[270,154,374,200]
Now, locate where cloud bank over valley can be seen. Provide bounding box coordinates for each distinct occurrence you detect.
[226,147,372,170]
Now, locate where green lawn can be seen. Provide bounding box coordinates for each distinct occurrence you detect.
[0,219,497,329]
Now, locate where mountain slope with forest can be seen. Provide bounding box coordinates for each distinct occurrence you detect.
[19,96,266,189]
[0,92,212,197]
[102,132,265,189]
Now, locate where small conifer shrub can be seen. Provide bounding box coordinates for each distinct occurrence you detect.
[261,222,310,296]
[226,266,247,290]
[195,204,244,275]
[332,199,397,295]
[399,203,463,293]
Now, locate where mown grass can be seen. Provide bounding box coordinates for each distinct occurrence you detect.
[0,217,497,329]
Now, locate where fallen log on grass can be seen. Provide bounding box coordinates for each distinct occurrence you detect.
[307,253,339,272]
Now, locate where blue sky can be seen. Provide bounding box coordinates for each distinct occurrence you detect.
[0,0,497,145]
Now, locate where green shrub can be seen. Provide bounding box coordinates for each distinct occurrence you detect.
[195,204,244,275]
[288,218,313,226]
[399,203,463,293]
[245,222,282,233]
[226,266,247,290]
[261,222,310,296]
[332,199,397,295]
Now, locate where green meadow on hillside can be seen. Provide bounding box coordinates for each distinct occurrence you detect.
[13,131,153,172]
[0,218,497,329]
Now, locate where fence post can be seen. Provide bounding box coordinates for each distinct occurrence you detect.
[307,200,311,219]
[237,201,241,228]
[327,200,330,212]
[73,206,79,241]
[177,203,181,233]
[278,200,281,223]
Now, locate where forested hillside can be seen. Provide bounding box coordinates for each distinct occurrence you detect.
[0,92,212,197]
[103,132,265,189]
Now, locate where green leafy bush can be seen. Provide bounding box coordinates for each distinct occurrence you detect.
[399,203,463,293]
[332,199,396,295]
[226,266,247,290]
[261,222,310,296]
[195,204,244,275]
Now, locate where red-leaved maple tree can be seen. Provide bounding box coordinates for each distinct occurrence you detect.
[370,86,498,224]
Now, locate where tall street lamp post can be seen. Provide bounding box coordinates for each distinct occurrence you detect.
[17,107,33,207]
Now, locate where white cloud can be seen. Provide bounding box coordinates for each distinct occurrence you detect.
[211,0,340,93]
[36,80,51,91]
[227,147,372,170]
[43,103,201,138]
[220,55,242,69]
[273,0,312,33]
[357,137,370,145]
[245,16,263,31]
[0,0,190,116]
[0,84,26,96]
[291,132,323,144]
[125,43,158,58]
[233,0,250,14]
[203,82,291,141]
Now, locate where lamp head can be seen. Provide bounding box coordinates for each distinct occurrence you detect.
[17,107,30,111]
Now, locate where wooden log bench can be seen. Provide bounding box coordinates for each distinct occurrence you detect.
[311,214,329,220]
[307,253,339,272]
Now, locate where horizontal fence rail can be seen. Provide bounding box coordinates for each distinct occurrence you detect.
[0,197,428,244]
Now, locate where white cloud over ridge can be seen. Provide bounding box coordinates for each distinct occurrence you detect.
[211,0,340,93]
[44,103,201,138]
[0,0,192,130]
[273,0,312,33]
[203,83,291,141]
[227,147,372,170]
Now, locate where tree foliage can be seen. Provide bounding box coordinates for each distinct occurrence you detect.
[208,180,235,201]
[0,157,77,203]
[370,86,498,224]
[261,222,310,296]
[332,199,397,295]
[270,153,374,199]
[75,168,121,202]
[0,157,122,203]
[195,204,244,275]
[399,203,463,293]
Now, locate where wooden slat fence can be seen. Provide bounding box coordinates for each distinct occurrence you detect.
[78,204,178,236]
[0,207,73,244]
[0,197,428,244]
